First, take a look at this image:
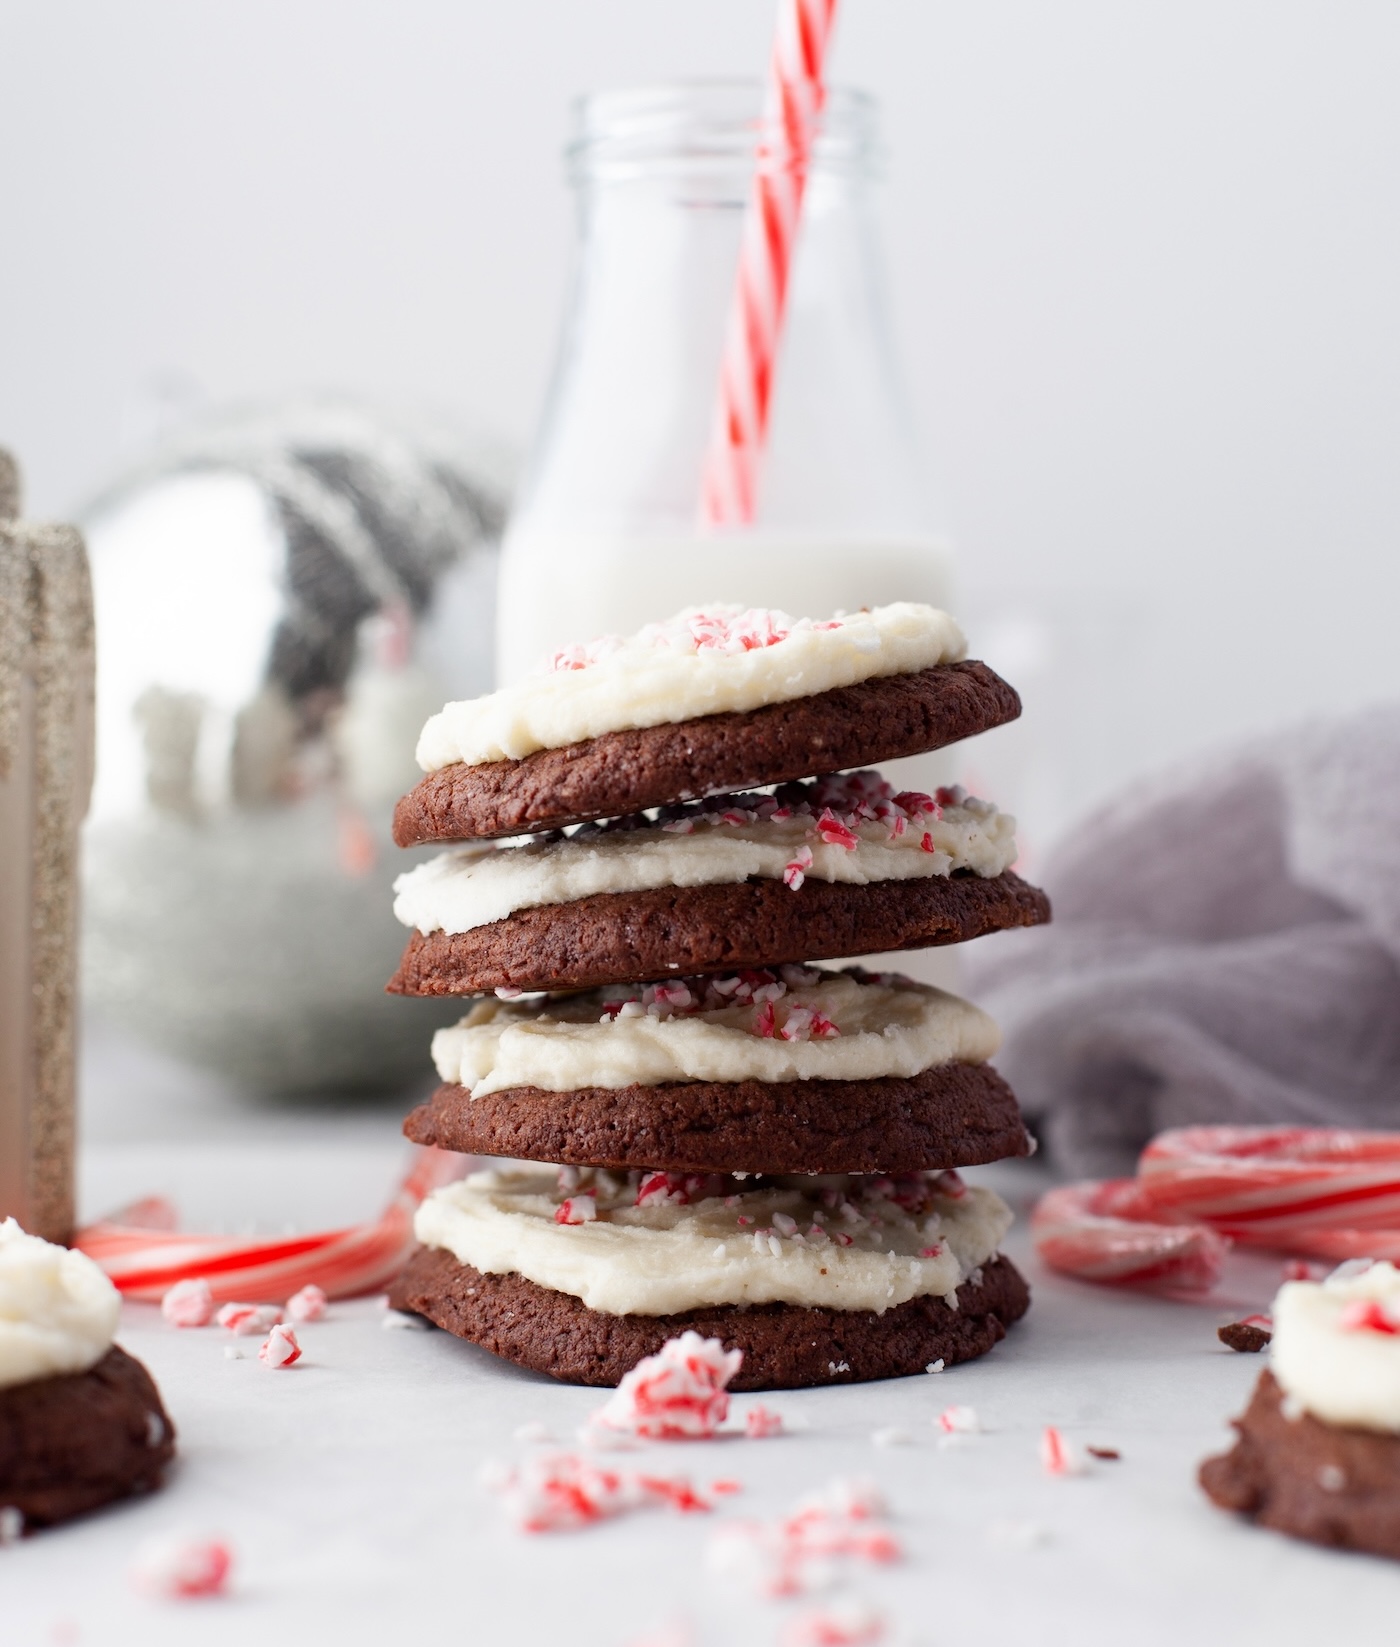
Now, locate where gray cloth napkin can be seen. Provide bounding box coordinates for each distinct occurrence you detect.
[962,706,1400,1176]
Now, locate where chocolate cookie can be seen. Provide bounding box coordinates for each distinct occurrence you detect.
[0,1346,176,1532]
[1201,1370,1400,1559]
[388,1248,1030,1389]
[405,1061,1032,1175]
[389,870,1051,996]
[393,661,1020,846]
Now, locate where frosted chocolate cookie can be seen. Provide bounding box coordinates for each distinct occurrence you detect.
[392,603,1019,845]
[400,967,1029,1173]
[0,1221,175,1533]
[407,1062,1030,1176]
[389,775,1050,995]
[1201,1261,1400,1559]
[388,1166,1030,1388]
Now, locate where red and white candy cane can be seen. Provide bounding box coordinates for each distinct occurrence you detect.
[1031,1177,1230,1294]
[74,1147,467,1303]
[700,0,840,526]
[1033,1126,1400,1293]
[1136,1127,1400,1260]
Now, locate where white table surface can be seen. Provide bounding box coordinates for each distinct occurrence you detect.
[6,1023,1398,1647]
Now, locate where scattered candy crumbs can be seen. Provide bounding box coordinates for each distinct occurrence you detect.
[286,1284,327,1323]
[1217,1317,1273,1353]
[871,1428,911,1449]
[160,1278,215,1328]
[935,1405,980,1435]
[257,1324,302,1368]
[130,1536,233,1599]
[215,1303,282,1337]
[745,1404,786,1439]
[513,1421,554,1444]
[924,1360,944,1375]
[223,1346,243,1361]
[482,1452,722,1533]
[1039,1426,1089,1476]
[706,1478,898,1599]
[590,1332,743,1440]
[780,1601,887,1647]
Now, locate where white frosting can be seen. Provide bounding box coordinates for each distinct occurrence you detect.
[415,603,967,770]
[394,783,1017,937]
[431,969,1000,1096]
[0,1219,121,1391]
[1271,1260,1400,1434]
[415,1167,1013,1315]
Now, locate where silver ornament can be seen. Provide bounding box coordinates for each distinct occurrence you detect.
[81,401,506,1095]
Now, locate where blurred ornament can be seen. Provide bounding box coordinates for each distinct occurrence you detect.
[80,401,506,1095]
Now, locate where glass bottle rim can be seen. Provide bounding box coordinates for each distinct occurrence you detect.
[567,78,881,183]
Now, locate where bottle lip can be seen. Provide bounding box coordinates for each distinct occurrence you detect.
[567,78,881,183]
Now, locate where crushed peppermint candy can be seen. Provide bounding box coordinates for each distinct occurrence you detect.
[542,606,848,676]
[215,1303,283,1337]
[707,1477,898,1598]
[257,1324,302,1368]
[590,1332,743,1440]
[161,1278,215,1328]
[936,1405,980,1435]
[635,1171,722,1208]
[745,1404,786,1439]
[1040,1426,1089,1476]
[1339,1298,1400,1335]
[483,1451,721,1533]
[555,1194,598,1226]
[571,772,985,891]
[780,1601,888,1647]
[130,1536,233,1599]
[285,1284,327,1323]
[595,965,845,1042]
[1282,1259,1317,1281]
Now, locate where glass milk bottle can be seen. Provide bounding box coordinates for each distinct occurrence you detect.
[498,83,961,981]
[499,81,952,671]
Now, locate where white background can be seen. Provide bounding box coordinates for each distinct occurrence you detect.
[3,1,1400,847]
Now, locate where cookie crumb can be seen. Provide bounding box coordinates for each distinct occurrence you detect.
[1218,1320,1272,1352]
[1086,1446,1120,1461]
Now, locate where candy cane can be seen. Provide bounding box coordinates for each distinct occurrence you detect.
[1031,1178,1230,1293]
[1135,1127,1400,1256]
[1033,1127,1400,1292]
[700,0,840,526]
[74,1147,468,1303]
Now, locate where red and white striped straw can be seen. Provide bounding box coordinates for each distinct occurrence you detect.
[700,0,840,527]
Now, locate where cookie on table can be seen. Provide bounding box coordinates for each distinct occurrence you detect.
[402,965,1033,1175]
[1201,1260,1400,1559]
[0,1220,175,1534]
[390,772,1050,995]
[388,1165,1030,1389]
[393,603,1022,846]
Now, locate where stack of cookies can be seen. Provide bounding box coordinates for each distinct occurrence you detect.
[385,603,1050,1389]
